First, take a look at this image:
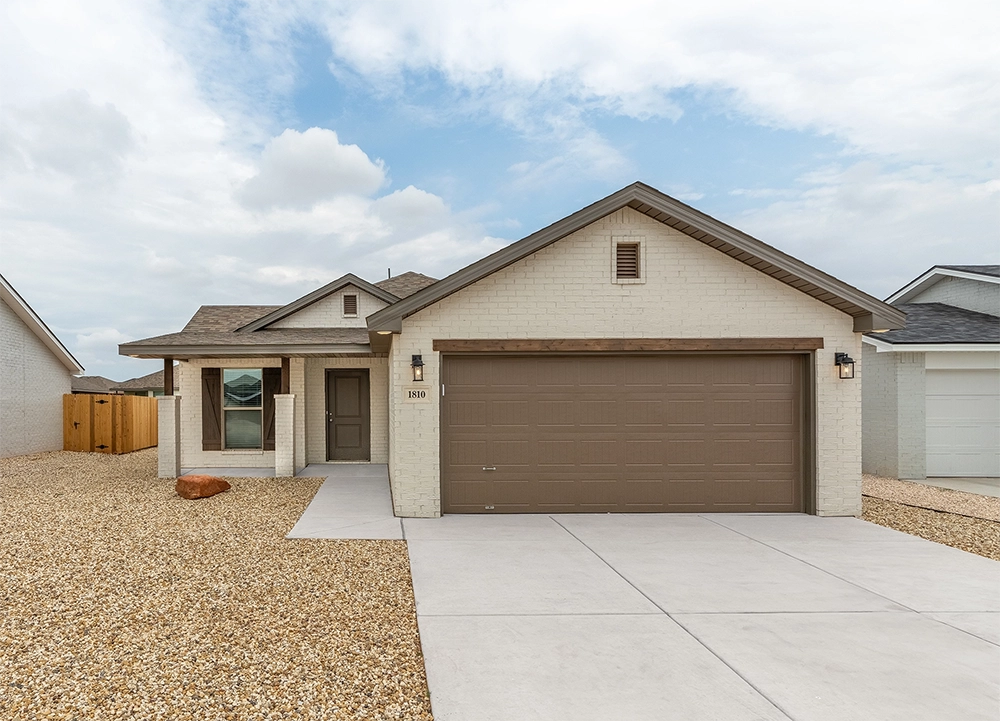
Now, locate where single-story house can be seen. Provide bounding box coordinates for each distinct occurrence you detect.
[120,182,905,517]
[71,376,121,394]
[863,265,1000,479]
[1,273,85,458]
[110,366,179,396]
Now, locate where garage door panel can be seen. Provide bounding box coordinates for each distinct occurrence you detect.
[442,355,803,513]
[926,369,1000,477]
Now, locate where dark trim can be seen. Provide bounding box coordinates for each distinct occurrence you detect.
[163,358,174,396]
[118,343,374,358]
[803,352,817,515]
[262,368,281,451]
[368,182,905,333]
[280,357,290,394]
[239,274,399,332]
[433,338,825,353]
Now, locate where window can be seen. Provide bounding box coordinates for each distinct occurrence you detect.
[223,369,262,449]
[616,243,640,279]
[343,294,358,317]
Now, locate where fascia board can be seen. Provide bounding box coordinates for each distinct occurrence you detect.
[118,343,374,358]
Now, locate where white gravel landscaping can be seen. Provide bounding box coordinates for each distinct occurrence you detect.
[0,450,433,721]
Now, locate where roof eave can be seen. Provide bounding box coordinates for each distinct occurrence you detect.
[118,343,374,358]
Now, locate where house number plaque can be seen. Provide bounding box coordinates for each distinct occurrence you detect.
[404,387,431,402]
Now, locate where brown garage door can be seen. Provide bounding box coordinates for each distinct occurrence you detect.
[441,354,805,513]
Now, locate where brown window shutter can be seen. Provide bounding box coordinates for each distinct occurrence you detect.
[616,243,640,278]
[343,294,358,315]
[201,368,222,451]
[262,367,281,451]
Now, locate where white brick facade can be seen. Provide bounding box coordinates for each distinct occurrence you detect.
[861,346,927,479]
[387,207,863,517]
[909,276,1000,316]
[270,286,388,328]
[0,296,72,458]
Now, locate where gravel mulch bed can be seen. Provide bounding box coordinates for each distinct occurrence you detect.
[862,496,1000,561]
[863,473,1000,522]
[0,450,433,721]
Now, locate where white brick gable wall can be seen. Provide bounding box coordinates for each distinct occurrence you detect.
[387,206,863,517]
[0,296,72,457]
[909,275,1000,317]
[270,286,389,328]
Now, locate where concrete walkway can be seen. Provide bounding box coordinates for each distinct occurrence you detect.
[286,472,1000,720]
[919,477,1000,498]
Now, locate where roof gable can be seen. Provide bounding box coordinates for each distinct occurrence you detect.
[886,265,1000,305]
[1,273,84,374]
[375,271,438,298]
[240,274,399,332]
[367,182,905,336]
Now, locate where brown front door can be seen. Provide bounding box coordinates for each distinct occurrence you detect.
[441,354,805,514]
[326,369,371,461]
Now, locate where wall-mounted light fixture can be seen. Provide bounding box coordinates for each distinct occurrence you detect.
[834,352,855,380]
[411,354,424,382]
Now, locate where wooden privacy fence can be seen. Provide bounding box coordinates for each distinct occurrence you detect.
[63,394,158,454]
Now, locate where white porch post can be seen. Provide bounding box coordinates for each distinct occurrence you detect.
[157,395,181,478]
[274,394,296,477]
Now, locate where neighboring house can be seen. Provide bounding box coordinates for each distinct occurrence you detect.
[110,366,179,396]
[1,273,85,458]
[120,182,904,517]
[71,376,120,394]
[863,265,1000,479]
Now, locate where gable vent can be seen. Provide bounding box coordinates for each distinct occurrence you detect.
[343,294,358,316]
[616,243,640,279]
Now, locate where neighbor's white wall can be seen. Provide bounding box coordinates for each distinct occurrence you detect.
[388,206,862,518]
[910,276,1000,317]
[176,357,306,470]
[270,286,389,328]
[862,344,898,478]
[303,356,388,463]
[0,297,72,458]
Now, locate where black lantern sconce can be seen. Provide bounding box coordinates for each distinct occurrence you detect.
[411,354,425,382]
[834,352,855,380]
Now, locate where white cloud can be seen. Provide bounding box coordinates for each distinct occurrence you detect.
[238,128,387,210]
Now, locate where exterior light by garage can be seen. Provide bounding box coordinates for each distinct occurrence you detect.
[376,330,392,335]
[834,352,856,379]
[411,354,425,382]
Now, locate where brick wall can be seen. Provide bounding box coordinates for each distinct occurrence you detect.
[270,286,388,328]
[910,276,1000,316]
[861,344,898,477]
[0,297,72,458]
[895,352,927,480]
[388,206,862,517]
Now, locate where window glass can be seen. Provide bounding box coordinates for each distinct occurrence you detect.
[225,409,262,449]
[223,369,262,408]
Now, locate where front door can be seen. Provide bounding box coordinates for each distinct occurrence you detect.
[326,369,371,461]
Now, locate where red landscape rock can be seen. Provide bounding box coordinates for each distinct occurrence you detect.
[175,474,231,500]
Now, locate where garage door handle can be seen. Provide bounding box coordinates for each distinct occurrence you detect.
[483,466,496,471]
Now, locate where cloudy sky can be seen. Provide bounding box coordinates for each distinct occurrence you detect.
[2,0,997,380]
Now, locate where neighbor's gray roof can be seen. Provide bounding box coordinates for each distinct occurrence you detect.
[375,271,438,299]
[110,368,179,392]
[367,182,906,335]
[71,376,118,393]
[867,303,1000,345]
[937,265,1000,278]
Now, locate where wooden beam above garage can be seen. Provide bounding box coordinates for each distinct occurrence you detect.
[432,338,825,353]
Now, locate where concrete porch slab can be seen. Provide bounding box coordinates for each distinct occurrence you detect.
[919,477,1000,498]
[286,464,402,540]
[180,467,275,477]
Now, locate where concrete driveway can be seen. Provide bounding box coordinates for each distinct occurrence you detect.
[403,513,1000,721]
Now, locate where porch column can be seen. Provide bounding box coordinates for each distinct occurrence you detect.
[274,393,296,477]
[158,394,181,478]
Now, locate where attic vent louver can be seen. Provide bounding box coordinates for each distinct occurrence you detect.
[616,243,640,279]
[343,294,358,316]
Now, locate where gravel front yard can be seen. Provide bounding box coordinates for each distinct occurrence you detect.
[862,475,1000,561]
[0,450,433,721]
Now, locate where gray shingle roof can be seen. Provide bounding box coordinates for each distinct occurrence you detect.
[938,265,1000,278]
[110,368,179,392]
[375,272,437,299]
[123,327,370,348]
[867,303,1000,344]
[71,376,118,393]
[183,306,280,331]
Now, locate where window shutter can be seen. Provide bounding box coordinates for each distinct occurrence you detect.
[201,368,222,451]
[262,367,281,451]
[343,294,358,316]
[616,243,640,279]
